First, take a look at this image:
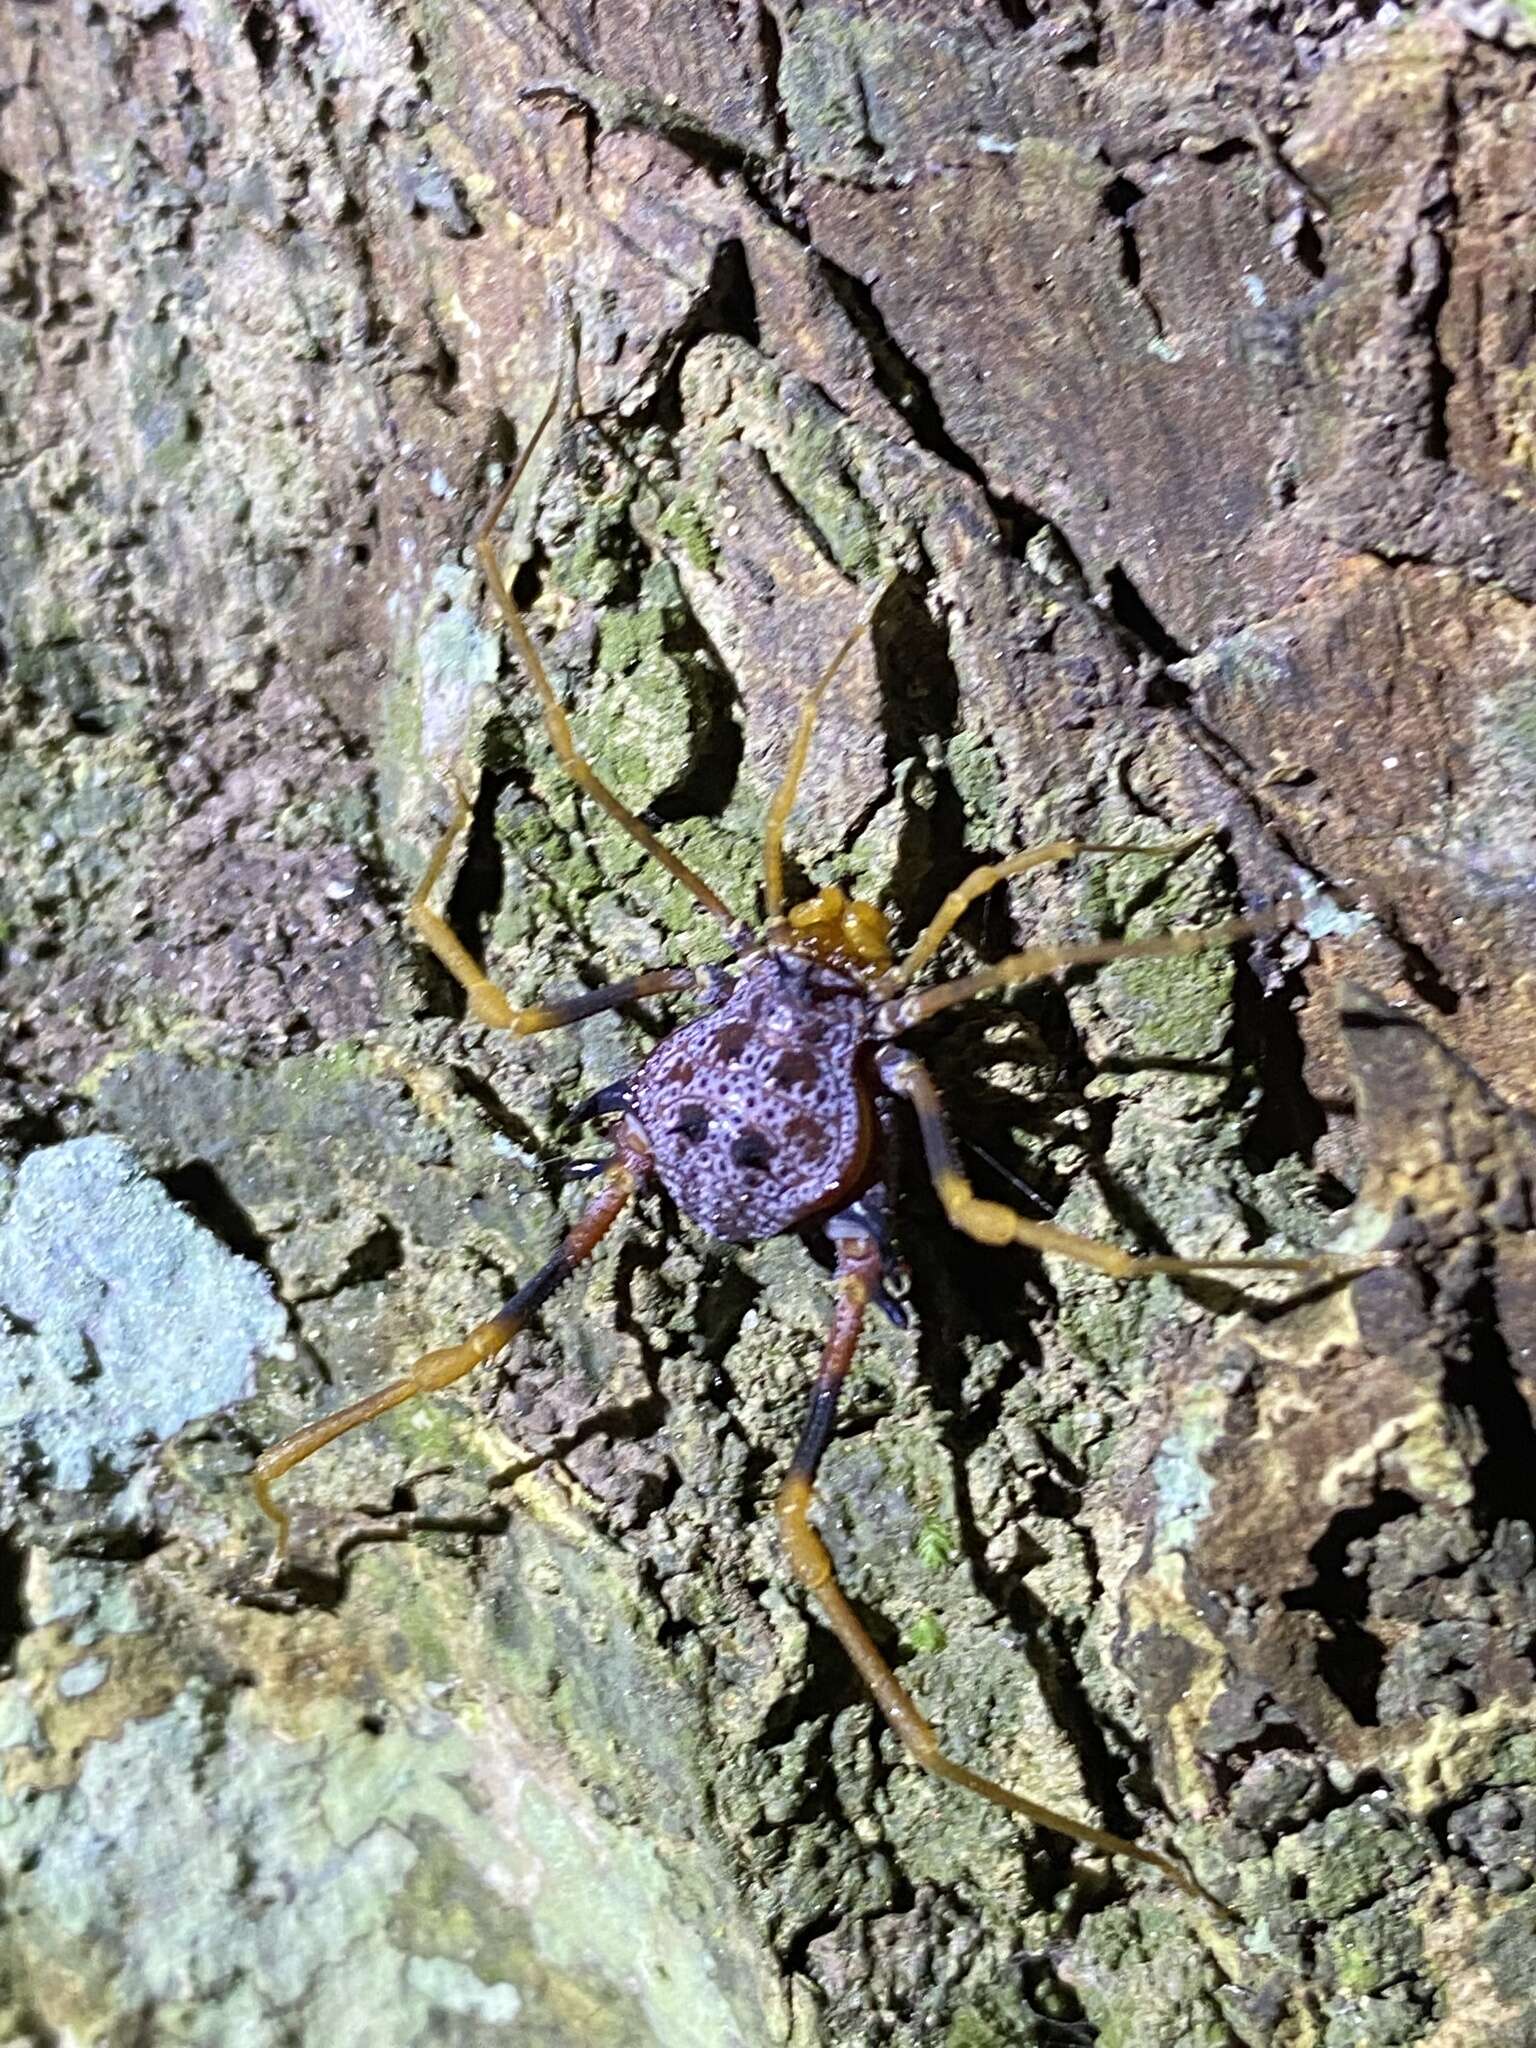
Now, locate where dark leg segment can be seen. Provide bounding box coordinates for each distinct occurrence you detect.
[774,1231,1204,1899]
[253,1137,651,1555]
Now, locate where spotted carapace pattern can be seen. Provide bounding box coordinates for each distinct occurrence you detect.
[630,954,873,1242]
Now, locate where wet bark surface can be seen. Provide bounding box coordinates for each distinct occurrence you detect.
[3,4,1535,2044]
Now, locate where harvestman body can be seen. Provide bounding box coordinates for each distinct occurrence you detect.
[254,383,1375,1906]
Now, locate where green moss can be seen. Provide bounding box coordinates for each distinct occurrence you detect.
[945,732,1008,850]
[917,1513,959,1572]
[694,345,884,577]
[1071,842,1235,1067]
[903,1612,948,1656]
[1098,944,1233,1063]
[767,403,883,579]
[1051,1232,1168,1381]
[1323,1896,1423,1996]
[656,493,719,575]
[942,2012,1007,2048]
[543,458,646,609]
[551,523,633,608]
[1293,1803,1416,1920]
[592,600,664,681]
[584,608,696,810]
[1069,1905,1230,2048]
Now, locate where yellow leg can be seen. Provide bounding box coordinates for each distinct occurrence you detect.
[762,576,894,925]
[474,389,749,944]
[253,1149,645,1556]
[882,1047,1372,1279]
[875,903,1298,1035]
[881,833,1212,992]
[407,782,696,1030]
[776,1232,1210,1903]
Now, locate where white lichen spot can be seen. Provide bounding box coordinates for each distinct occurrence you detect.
[404,1955,522,2023]
[56,1656,110,1701]
[0,1137,285,1501]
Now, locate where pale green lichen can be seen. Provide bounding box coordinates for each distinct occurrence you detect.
[1149,1381,1225,1553]
[1480,1900,1536,2016]
[3,1401,794,2048]
[1,1658,779,2047]
[413,562,504,769]
[0,1136,285,1504]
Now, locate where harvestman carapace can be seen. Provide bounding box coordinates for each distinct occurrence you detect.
[254,377,1377,1905]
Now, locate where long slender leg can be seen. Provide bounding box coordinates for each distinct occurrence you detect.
[253,1138,650,1556]
[874,904,1297,1035]
[776,1229,1203,1898]
[475,393,750,945]
[408,780,699,1030]
[881,833,1211,992]
[762,577,894,926]
[882,1047,1367,1278]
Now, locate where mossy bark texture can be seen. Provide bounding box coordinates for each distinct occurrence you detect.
[3,5,1536,2045]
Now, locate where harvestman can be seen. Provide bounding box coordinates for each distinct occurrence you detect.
[254,384,1374,1902]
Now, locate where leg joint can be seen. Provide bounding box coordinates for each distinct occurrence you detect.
[467,983,516,1029]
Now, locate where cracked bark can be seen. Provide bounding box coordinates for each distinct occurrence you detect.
[3,4,1536,2046]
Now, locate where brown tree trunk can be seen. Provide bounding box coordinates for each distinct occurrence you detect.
[3,5,1535,2045]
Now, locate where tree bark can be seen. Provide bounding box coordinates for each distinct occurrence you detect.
[3,5,1535,2045]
